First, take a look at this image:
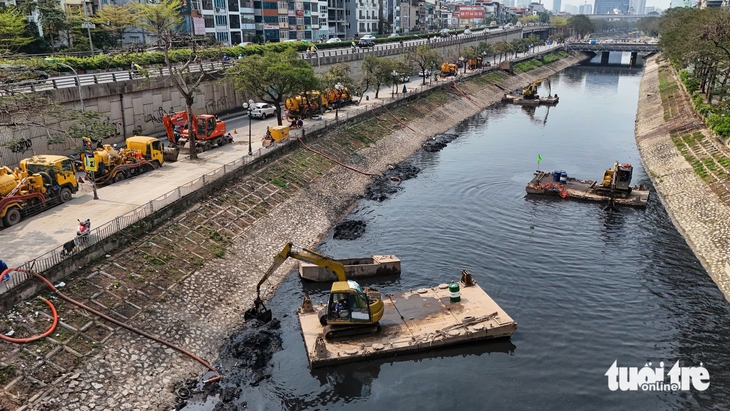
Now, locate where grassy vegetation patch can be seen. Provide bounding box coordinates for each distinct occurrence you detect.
[513,58,544,74]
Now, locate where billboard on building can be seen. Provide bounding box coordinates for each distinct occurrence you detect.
[193,17,206,35]
[457,6,484,18]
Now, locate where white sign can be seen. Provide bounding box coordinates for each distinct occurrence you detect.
[605,360,710,392]
[193,17,206,35]
[82,21,95,29]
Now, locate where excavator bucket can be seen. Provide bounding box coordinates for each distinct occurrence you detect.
[244,297,272,323]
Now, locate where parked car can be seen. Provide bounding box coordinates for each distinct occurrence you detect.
[440,29,451,38]
[358,38,375,48]
[326,37,342,43]
[417,69,432,77]
[395,72,410,82]
[463,29,472,35]
[249,103,276,119]
[388,33,399,38]
[360,34,376,40]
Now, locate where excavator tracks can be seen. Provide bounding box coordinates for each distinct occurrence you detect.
[324,323,381,340]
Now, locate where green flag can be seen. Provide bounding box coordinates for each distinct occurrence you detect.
[538,154,543,164]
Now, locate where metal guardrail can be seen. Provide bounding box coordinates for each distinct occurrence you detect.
[7,26,548,94]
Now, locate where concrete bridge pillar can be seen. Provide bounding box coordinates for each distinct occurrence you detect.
[600,52,610,65]
[630,52,638,67]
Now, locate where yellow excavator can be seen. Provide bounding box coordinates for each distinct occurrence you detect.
[245,242,385,339]
[522,77,551,99]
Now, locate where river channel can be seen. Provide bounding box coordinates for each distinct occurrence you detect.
[184,62,730,410]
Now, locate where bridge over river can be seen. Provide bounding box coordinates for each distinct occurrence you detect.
[565,41,659,65]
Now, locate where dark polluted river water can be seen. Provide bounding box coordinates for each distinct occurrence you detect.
[184,64,730,411]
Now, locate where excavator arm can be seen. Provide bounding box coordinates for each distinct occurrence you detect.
[245,242,346,322]
[522,77,551,98]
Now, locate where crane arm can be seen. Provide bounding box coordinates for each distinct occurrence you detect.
[255,242,346,297]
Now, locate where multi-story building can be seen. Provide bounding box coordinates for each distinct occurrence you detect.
[328,0,347,38]
[318,0,329,39]
[395,0,418,33]
[287,0,322,41]
[348,0,379,37]
[594,0,629,13]
[578,3,593,13]
[552,0,561,12]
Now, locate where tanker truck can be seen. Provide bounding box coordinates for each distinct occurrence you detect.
[80,136,171,185]
[2,155,79,228]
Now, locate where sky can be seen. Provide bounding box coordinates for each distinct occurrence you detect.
[543,0,670,11]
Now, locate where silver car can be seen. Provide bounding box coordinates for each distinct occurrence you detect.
[249,103,276,119]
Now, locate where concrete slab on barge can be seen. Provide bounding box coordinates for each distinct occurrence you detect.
[299,255,401,282]
[298,282,516,368]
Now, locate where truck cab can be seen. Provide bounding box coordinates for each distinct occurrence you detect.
[126,136,165,167]
[19,155,79,197]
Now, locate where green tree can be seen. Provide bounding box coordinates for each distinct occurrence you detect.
[319,63,354,91]
[135,0,209,159]
[37,0,68,51]
[91,4,137,48]
[637,16,660,37]
[228,49,318,126]
[493,41,511,62]
[567,14,593,38]
[476,41,494,61]
[538,12,551,24]
[0,8,33,52]
[407,45,441,85]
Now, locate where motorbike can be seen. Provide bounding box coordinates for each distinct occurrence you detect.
[77,219,91,243]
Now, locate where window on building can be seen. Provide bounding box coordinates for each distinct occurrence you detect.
[304,31,312,39]
[216,32,230,42]
[289,16,296,24]
[254,15,263,22]
[204,15,215,27]
[304,16,311,24]
[203,0,213,9]
[262,1,277,8]
[359,22,364,31]
[312,16,318,25]
[253,1,261,7]
[129,36,141,43]
[264,15,278,22]
[215,15,228,25]
[303,2,310,10]
[320,5,326,13]
[278,1,287,8]
[228,0,239,10]
[214,0,225,8]
[230,15,241,27]
[279,16,288,23]
[242,15,255,24]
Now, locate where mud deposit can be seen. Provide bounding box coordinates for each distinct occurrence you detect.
[176,319,283,410]
[333,220,366,240]
[364,163,421,202]
[421,133,459,152]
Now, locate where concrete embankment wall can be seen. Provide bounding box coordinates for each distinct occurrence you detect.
[5,53,585,410]
[0,28,543,167]
[635,55,730,300]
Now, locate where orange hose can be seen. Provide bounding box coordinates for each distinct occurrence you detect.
[0,296,58,343]
[296,135,381,177]
[451,81,484,111]
[1,268,221,383]
[390,176,401,184]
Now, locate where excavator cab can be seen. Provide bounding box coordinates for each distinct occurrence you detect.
[615,163,633,190]
[246,242,384,339]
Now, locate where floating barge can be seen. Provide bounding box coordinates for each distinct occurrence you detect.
[502,93,559,106]
[526,170,650,207]
[299,255,401,282]
[297,272,516,368]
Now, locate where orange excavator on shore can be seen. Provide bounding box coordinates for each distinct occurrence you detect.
[163,111,231,152]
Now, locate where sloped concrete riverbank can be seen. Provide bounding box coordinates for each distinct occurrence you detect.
[0,53,586,411]
[635,55,730,300]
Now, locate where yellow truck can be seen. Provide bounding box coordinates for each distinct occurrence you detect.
[81,136,172,185]
[1,155,79,227]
